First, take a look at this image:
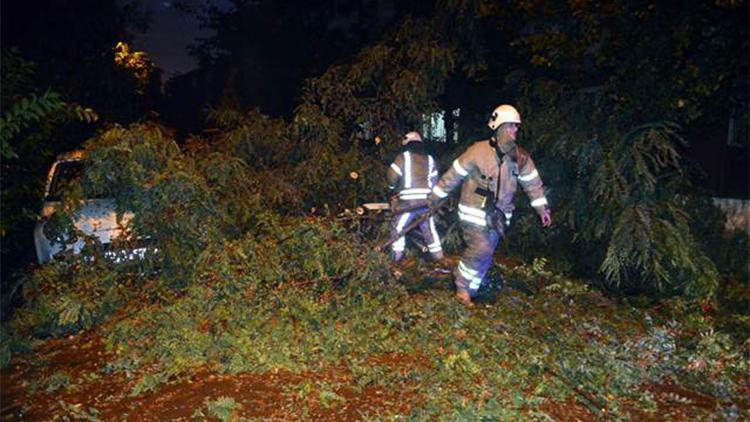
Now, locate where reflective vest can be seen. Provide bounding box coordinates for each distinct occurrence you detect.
[431,140,548,227]
[387,150,438,202]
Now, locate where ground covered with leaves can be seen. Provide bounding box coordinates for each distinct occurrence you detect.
[3,246,748,420]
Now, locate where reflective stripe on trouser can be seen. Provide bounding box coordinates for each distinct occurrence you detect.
[454,222,501,297]
[389,206,443,258]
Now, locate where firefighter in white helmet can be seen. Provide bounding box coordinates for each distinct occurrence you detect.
[430,104,552,307]
[386,131,444,262]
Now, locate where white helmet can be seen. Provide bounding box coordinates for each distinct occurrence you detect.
[401,131,423,145]
[488,104,521,130]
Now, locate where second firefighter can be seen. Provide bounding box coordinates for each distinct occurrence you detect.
[387,131,444,262]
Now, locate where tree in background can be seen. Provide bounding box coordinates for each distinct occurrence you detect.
[214,0,747,297]
[1,0,160,123]
[164,0,436,123]
[206,10,460,214]
[0,48,99,309]
[0,49,66,161]
[479,0,748,296]
[1,0,746,302]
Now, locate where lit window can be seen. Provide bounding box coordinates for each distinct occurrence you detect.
[422,108,460,143]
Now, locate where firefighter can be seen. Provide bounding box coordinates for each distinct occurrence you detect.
[430,105,552,307]
[387,131,444,262]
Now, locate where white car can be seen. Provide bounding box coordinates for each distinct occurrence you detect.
[33,151,143,264]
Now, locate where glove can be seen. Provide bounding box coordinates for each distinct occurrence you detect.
[540,208,552,228]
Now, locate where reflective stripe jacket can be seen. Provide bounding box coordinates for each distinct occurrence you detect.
[432,140,548,226]
[387,148,438,202]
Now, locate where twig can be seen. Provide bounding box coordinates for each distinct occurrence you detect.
[276,226,315,245]
[543,365,607,415]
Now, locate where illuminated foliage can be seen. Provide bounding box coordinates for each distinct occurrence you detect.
[113,42,156,94]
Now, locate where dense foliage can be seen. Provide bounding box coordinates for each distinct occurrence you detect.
[2,0,747,418]
[494,0,747,296]
[0,47,101,281]
[1,0,159,291]
[207,0,746,296]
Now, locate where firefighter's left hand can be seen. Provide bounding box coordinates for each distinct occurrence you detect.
[540,209,552,228]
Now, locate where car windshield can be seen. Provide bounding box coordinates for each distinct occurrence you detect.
[46,161,84,201]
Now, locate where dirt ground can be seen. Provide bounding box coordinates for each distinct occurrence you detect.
[0,335,595,421]
[3,328,732,421]
[1,331,424,420]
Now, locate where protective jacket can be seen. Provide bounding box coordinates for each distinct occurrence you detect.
[432,139,548,228]
[431,139,548,296]
[387,143,438,203]
[387,143,442,258]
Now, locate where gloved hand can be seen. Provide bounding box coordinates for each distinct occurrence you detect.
[540,208,552,228]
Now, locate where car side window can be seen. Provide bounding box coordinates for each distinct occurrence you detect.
[46,161,83,202]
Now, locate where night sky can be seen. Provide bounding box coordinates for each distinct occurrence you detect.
[130,0,232,79]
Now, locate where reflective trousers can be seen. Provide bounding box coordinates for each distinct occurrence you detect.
[454,222,504,297]
[389,206,443,260]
